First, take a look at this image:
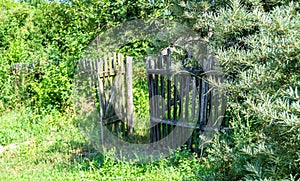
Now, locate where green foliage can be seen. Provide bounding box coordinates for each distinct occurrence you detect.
[0,0,169,111]
[133,71,150,119]
[1,0,299,180]
[171,0,300,179]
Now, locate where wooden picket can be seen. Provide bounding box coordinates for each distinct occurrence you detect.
[77,53,134,135]
[146,50,227,151]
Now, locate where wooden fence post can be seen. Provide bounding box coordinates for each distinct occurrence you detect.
[96,59,104,145]
[126,56,134,135]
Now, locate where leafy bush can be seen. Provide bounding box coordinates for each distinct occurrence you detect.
[171,0,300,180]
[0,0,169,111]
[133,71,150,119]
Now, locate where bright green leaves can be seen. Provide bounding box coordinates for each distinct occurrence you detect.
[0,0,170,111]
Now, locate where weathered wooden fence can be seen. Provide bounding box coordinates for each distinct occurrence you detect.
[77,53,134,135]
[146,50,226,151]
[13,49,227,152]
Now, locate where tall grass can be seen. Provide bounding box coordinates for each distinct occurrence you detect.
[0,108,208,180]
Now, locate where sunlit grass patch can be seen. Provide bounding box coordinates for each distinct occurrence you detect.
[0,108,207,180]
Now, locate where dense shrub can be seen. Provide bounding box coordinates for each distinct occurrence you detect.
[171,0,300,179]
[0,0,169,111]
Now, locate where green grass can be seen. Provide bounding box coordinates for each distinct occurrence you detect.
[0,108,208,180]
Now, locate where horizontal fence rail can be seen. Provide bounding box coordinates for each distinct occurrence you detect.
[146,50,227,151]
[76,53,134,137]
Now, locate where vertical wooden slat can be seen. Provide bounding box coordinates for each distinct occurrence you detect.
[184,75,192,149]
[191,77,196,121]
[173,75,178,120]
[166,54,172,146]
[119,54,126,132]
[206,84,212,128]
[150,59,156,143]
[84,59,89,85]
[83,59,87,84]
[119,53,124,72]
[172,74,178,148]
[113,52,117,70]
[175,73,185,147]
[102,56,107,113]
[91,59,96,87]
[220,76,227,128]
[109,54,114,119]
[96,58,104,145]
[146,58,153,143]
[214,77,219,129]
[154,57,160,142]
[166,52,172,121]
[151,58,156,141]
[98,58,105,118]
[106,55,111,118]
[116,54,121,134]
[83,59,87,73]
[189,76,197,150]
[126,56,134,135]
[194,77,201,150]
[159,55,167,140]
[122,55,126,127]
[113,53,118,133]
[93,59,97,86]
[78,60,82,72]
[179,74,183,123]
[82,59,86,72]
[151,59,157,143]
[81,60,85,72]
[200,77,206,130]
[204,80,209,127]
[183,74,190,147]
[207,86,212,128]
[117,54,124,115]
[86,59,91,85]
[86,59,90,86]
[94,59,98,87]
[167,64,171,120]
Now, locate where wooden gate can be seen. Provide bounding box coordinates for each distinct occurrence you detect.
[76,53,134,136]
[146,50,227,151]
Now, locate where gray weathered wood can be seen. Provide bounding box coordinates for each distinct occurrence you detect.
[126,56,134,135]
[151,117,199,129]
[96,58,104,145]
[78,53,133,137]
